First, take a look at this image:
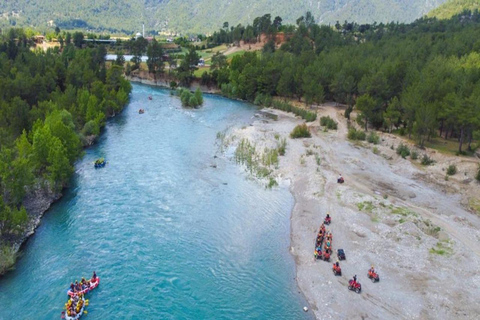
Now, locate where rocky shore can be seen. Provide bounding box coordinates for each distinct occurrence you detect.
[222,105,480,319]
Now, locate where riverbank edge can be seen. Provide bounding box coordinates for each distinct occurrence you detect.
[126,75,221,95]
[0,113,127,276]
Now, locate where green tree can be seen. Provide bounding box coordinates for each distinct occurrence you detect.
[146,39,164,78]
[46,138,72,189]
[356,94,376,131]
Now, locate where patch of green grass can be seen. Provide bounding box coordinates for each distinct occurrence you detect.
[429,240,453,255]
[469,198,480,215]
[277,138,287,156]
[357,201,375,212]
[267,177,278,189]
[315,154,321,166]
[193,66,210,77]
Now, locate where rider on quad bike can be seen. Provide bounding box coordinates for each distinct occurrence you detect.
[332,261,341,275]
[348,274,361,293]
[368,265,380,282]
[324,213,331,225]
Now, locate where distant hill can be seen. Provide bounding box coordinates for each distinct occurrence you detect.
[428,0,480,19]
[0,0,448,34]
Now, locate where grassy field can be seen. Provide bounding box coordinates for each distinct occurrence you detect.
[391,130,478,156]
[193,66,211,77]
[198,44,228,62]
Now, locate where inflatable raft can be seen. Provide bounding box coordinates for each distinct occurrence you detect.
[94,158,106,168]
[67,277,100,297]
[63,297,85,320]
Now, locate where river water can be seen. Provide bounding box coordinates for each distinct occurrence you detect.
[0,84,310,319]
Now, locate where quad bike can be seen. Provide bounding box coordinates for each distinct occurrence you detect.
[368,270,380,282]
[332,264,342,276]
[348,279,361,293]
[337,249,346,260]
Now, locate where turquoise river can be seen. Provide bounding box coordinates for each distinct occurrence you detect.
[0,84,310,319]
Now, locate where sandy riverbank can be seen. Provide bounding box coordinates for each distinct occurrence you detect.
[222,104,480,319]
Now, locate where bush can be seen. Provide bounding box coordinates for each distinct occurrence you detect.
[320,116,338,130]
[373,147,379,154]
[396,143,410,159]
[347,128,357,140]
[0,245,17,275]
[446,164,457,176]
[475,164,480,182]
[82,120,100,136]
[178,88,203,108]
[411,150,418,160]
[347,127,366,141]
[356,131,366,140]
[277,138,287,156]
[367,131,380,144]
[290,124,311,138]
[271,101,316,122]
[421,154,435,166]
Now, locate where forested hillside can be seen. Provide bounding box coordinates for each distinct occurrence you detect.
[0,0,447,34]
[201,12,480,154]
[0,30,131,273]
[428,0,480,19]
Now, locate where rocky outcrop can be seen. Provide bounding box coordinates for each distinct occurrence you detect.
[14,183,62,251]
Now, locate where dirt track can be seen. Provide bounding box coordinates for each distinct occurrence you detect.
[224,104,480,319]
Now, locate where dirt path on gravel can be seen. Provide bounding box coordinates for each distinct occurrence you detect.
[223,104,480,319]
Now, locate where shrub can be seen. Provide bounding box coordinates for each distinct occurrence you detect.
[347,127,365,140]
[277,138,287,156]
[367,131,380,144]
[267,177,278,189]
[320,116,338,130]
[396,143,410,159]
[347,127,357,140]
[421,154,435,166]
[82,120,100,136]
[411,150,418,160]
[446,164,457,176]
[178,88,203,108]
[356,130,366,141]
[271,101,316,122]
[290,124,311,138]
[476,165,480,182]
[0,245,17,274]
[373,147,379,154]
[194,88,203,105]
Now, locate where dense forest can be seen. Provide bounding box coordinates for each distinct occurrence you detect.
[200,11,480,153]
[428,0,480,19]
[0,0,447,34]
[0,29,131,272]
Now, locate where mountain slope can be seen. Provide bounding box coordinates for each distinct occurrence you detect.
[0,0,448,34]
[428,0,480,19]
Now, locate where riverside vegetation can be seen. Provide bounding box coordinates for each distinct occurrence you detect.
[202,11,480,154]
[0,29,131,273]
